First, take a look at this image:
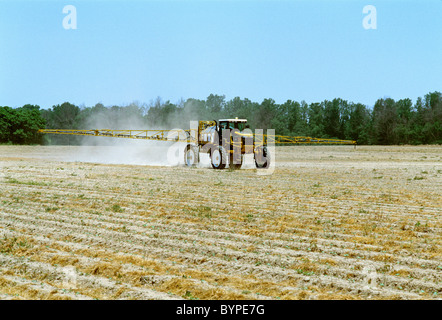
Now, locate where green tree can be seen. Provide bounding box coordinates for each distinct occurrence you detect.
[42,102,80,129]
[41,102,81,145]
[323,99,341,138]
[0,105,45,144]
[254,98,277,130]
[393,98,413,144]
[270,101,290,136]
[0,107,14,143]
[182,98,207,123]
[224,97,255,125]
[308,102,325,138]
[205,94,225,119]
[372,98,397,144]
[422,91,442,143]
[408,97,426,144]
[284,100,301,134]
[345,102,371,144]
[293,100,309,136]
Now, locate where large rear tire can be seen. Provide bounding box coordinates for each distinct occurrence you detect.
[211,145,227,169]
[184,144,199,167]
[254,146,270,169]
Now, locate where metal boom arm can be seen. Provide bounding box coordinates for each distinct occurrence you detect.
[38,129,356,145]
[38,129,198,143]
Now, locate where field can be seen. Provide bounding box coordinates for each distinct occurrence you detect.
[0,144,441,300]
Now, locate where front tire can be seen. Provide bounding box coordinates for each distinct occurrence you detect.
[184,144,199,167]
[211,145,227,169]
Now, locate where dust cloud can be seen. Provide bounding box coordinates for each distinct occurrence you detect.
[60,105,194,167]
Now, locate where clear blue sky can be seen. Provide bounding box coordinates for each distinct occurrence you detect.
[0,0,441,109]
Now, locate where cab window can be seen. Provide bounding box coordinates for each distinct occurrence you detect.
[219,122,228,130]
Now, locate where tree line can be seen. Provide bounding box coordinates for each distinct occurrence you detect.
[0,105,46,144]
[0,91,441,145]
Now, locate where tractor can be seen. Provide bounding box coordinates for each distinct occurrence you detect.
[184,118,270,170]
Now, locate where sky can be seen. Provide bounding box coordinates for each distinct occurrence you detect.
[0,0,441,109]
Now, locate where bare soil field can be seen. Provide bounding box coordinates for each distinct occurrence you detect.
[0,144,441,300]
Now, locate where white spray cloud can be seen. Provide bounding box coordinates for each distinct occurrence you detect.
[61,101,202,167]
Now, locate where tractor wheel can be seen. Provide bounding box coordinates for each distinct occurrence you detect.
[229,153,243,169]
[254,146,271,169]
[211,145,227,169]
[184,144,199,167]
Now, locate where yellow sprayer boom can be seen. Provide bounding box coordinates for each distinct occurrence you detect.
[38,129,197,143]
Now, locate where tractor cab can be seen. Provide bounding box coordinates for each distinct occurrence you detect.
[218,118,248,132]
[197,118,248,145]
